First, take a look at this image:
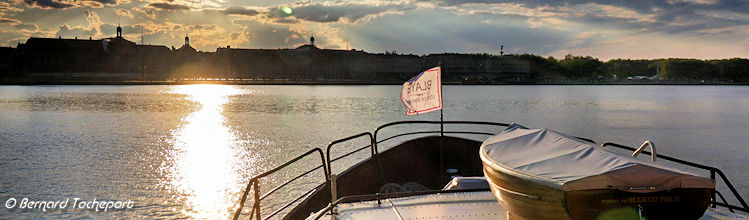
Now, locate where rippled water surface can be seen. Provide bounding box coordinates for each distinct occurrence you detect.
[1,85,748,219]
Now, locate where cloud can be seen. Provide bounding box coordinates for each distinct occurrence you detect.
[0,17,21,24]
[338,7,570,55]
[186,24,216,31]
[54,24,97,38]
[233,19,307,48]
[568,3,656,22]
[164,0,222,9]
[4,0,749,60]
[10,23,52,39]
[449,2,656,23]
[148,2,191,10]
[696,9,749,23]
[21,0,122,9]
[133,7,157,20]
[0,2,23,13]
[414,0,749,59]
[83,9,103,36]
[421,0,749,16]
[101,21,176,38]
[43,10,103,38]
[434,0,749,37]
[447,2,564,18]
[668,0,719,5]
[13,23,38,31]
[222,6,259,16]
[22,0,73,9]
[115,8,134,19]
[262,1,415,24]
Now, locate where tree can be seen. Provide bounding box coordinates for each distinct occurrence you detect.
[560,54,603,81]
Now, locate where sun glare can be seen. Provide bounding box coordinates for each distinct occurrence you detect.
[163,84,247,219]
[281,6,293,15]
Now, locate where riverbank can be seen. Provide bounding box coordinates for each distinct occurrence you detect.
[1,78,747,85]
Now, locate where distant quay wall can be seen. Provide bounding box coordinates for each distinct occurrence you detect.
[2,77,746,85]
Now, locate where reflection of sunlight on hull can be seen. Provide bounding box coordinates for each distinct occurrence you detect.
[163,84,247,219]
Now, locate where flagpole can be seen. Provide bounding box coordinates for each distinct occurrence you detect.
[439,62,444,137]
[440,108,444,137]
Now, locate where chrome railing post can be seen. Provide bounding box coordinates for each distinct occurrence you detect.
[632,140,656,162]
[711,170,716,208]
[253,181,260,220]
[233,178,255,220]
[233,148,329,220]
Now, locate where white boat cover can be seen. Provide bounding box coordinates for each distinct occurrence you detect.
[480,123,715,192]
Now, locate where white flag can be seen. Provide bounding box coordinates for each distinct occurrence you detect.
[401,66,442,115]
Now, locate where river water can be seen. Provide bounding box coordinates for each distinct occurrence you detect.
[0,85,747,219]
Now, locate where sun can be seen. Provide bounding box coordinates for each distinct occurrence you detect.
[281,6,293,15]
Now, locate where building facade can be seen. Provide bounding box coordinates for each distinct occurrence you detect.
[4,28,531,83]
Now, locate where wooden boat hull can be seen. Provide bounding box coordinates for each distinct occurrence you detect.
[484,166,570,220]
[484,165,713,220]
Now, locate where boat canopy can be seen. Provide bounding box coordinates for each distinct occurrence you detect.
[480,123,714,192]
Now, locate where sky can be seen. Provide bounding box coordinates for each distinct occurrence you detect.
[1,0,748,60]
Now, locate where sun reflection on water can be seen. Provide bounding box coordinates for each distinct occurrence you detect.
[163,84,248,219]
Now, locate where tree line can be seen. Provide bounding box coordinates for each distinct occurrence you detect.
[509,54,749,83]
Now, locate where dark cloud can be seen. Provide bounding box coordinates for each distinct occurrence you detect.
[423,0,749,19]
[23,0,74,9]
[21,0,121,9]
[222,6,259,16]
[148,3,191,10]
[425,0,749,36]
[92,0,116,4]
[422,0,685,10]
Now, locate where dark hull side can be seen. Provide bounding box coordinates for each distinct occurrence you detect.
[566,188,712,219]
[484,166,713,220]
[284,136,485,220]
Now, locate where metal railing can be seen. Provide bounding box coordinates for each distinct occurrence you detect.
[233,121,509,220]
[602,142,749,213]
[373,121,511,152]
[233,148,329,220]
[232,121,748,220]
[326,132,375,176]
